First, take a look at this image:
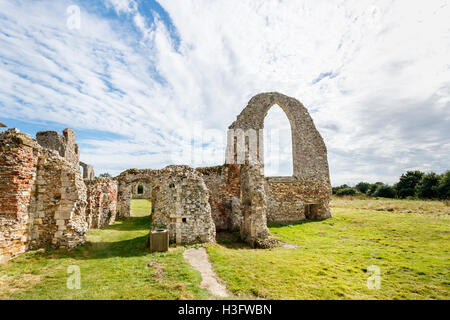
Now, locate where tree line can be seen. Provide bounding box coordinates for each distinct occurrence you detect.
[333,170,450,200]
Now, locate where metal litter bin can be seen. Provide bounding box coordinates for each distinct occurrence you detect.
[150,229,169,253]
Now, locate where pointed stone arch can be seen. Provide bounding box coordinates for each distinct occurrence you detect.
[226,93,332,242]
[227,92,330,182]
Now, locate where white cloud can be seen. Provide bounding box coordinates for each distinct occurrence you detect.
[0,0,449,185]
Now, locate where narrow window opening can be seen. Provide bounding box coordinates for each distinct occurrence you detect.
[137,184,144,194]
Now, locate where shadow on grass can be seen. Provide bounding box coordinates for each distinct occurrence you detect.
[36,218,321,261]
[35,216,152,261]
[216,220,325,249]
[215,232,252,249]
[44,235,150,261]
[103,215,151,231]
[268,219,326,230]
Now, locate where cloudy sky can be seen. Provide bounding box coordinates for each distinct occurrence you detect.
[0,0,449,185]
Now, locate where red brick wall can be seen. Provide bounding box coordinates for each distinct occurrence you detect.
[0,131,39,262]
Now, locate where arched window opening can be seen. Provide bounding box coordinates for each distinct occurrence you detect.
[263,104,293,176]
[137,184,144,194]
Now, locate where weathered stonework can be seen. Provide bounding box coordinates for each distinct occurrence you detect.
[36,128,80,167]
[239,163,271,247]
[117,166,216,244]
[225,92,332,245]
[0,129,89,262]
[196,164,241,231]
[0,129,39,263]
[85,178,118,229]
[29,147,88,249]
[131,181,152,199]
[266,177,331,223]
[80,161,95,181]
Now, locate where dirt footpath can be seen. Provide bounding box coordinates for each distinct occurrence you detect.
[183,247,231,298]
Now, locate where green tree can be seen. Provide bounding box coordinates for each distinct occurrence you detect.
[99,173,112,178]
[355,182,371,194]
[437,171,450,200]
[368,182,384,195]
[415,172,440,199]
[373,185,396,198]
[396,170,424,198]
[332,184,349,195]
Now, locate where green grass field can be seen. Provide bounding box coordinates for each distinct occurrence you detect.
[1,197,449,299]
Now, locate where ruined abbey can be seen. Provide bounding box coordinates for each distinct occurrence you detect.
[0,92,332,263]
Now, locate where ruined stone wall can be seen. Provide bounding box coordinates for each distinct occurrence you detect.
[29,148,88,249]
[240,163,271,247]
[265,177,332,224]
[226,92,332,222]
[0,129,39,263]
[196,165,241,231]
[117,166,216,244]
[36,128,80,167]
[85,178,118,229]
[1,129,89,262]
[80,162,95,181]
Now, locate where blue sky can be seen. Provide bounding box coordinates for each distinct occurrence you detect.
[0,0,449,185]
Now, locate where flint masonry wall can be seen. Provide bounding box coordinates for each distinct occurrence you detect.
[37,128,80,167]
[85,178,118,229]
[29,147,88,249]
[227,92,332,224]
[266,177,332,223]
[196,164,241,231]
[131,181,152,199]
[240,163,271,248]
[117,166,216,244]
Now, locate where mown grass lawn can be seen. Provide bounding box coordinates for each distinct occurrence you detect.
[0,197,449,300]
[207,197,450,300]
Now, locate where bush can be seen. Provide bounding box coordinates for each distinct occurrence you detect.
[355,182,371,194]
[335,187,357,196]
[332,184,350,195]
[373,185,396,198]
[396,170,424,198]
[415,172,440,199]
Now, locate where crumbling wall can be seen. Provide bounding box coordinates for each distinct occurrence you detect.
[117,166,216,244]
[226,92,332,225]
[0,129,39,263]
[266,177,331,223]
[36,128,80,167]
[80,161,95,181]
[240,163,271,247]
[196,164,241,231]
[1,128,89,263]
[85,178,118,229]
[29,148,88,249]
